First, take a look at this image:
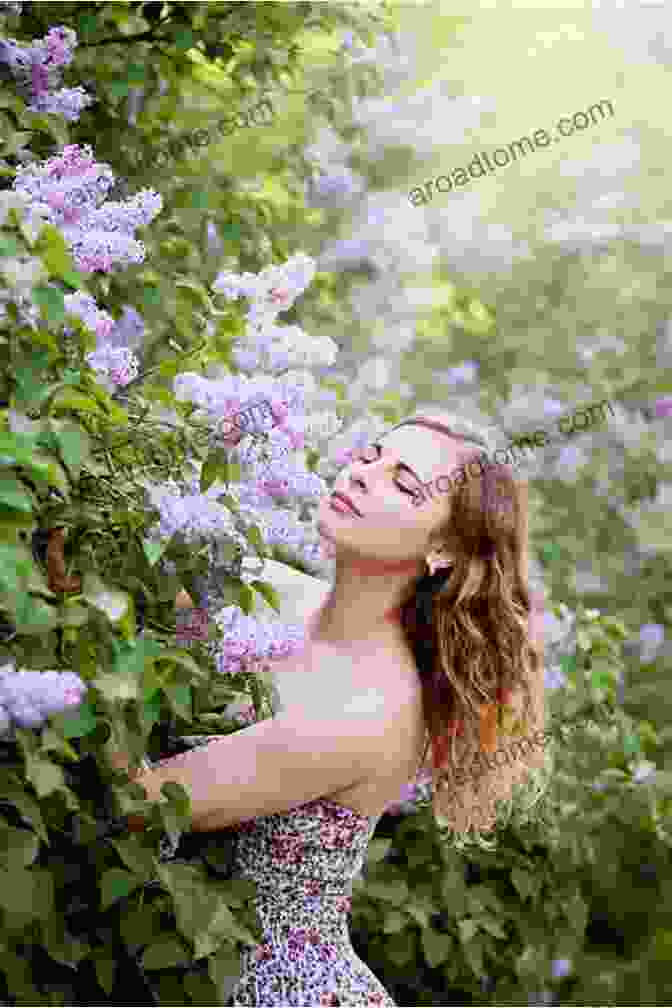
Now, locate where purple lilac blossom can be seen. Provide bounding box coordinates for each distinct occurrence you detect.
[12,145,162,273]
[551,958,572,980]
[639,622,665,663]
[108,305,145,350]
[0,27,92,122]
[0,663,86,733]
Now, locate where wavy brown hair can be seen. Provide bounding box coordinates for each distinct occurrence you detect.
[388,412,547,837]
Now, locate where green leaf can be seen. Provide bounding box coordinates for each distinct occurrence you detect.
[53,698,98,739]
[126,63,147,85]
[119,900,165,949]
[40,913,90,967]
[111,835,155,880]
[364,880,409,904]
[249,579,281,614]
[0,542,33,592]
[421,926,452,967]
[100,867,141,910]
[221,221,241,241]
[23,756,67,798]
[0,770,48,843]
[142,935,193,970]
[382,909,406,934]
[174,28,195,51]
[77,12,98,38]
[458,918,478,942]
[477,914,508,939]
[93,948,116,996]
[51,428,90,476]
[510,867,535,903]
[623,733,641,756]
[32,284,66,325]
[142,538,165,567]
[0,473,34,512]
[11,591,59,632]
[0,866,53,923]
[34,224,81,286]
[0,826,39,870]
[141,285,162,307]
[163,682,192,720]
[200,446,231,492]
[207,942,242,999]
[560,653,577,678]
[0,235,21,257]
[367,837,393,862]
[142,686,163,730]
[157,649,208,681]
[183,973,220,1004]
[108,80,131,99]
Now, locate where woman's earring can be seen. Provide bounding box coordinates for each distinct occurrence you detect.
[426,548,453,576]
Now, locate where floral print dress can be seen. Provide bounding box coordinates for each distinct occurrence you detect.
[224,796,396,1007]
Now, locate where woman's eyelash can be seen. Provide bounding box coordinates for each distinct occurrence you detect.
[358,446,416,495]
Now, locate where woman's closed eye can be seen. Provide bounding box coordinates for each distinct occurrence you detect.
[358,444,418,496]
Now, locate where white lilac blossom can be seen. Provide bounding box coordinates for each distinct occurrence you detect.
[0,662,86,734]
[0,27,92,122]
[632,760,656,784]
[234,321,338,374]
[12,145,162,273]
[213,252,316,325]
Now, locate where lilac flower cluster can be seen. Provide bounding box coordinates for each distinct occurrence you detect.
[172,372,313,484]
[12,145,162,273]
[213,252,316,327]
[0,26,91,122]
[0,662,86,735]
[212,607,307,676]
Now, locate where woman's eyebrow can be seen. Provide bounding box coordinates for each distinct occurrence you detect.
[372,441,425,485]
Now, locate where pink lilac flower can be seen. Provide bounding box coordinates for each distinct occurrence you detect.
[654,397,672,418]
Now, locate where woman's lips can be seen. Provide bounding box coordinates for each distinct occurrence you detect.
[329,497,359,516]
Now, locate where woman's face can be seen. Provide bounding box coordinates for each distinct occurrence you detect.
[317,424,474,565]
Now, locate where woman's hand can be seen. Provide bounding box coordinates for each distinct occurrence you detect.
[108,750,135,775]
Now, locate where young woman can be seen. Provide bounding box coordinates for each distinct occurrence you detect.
[112,410,546,1007]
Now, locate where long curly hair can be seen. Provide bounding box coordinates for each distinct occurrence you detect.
[387,411,547,839]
